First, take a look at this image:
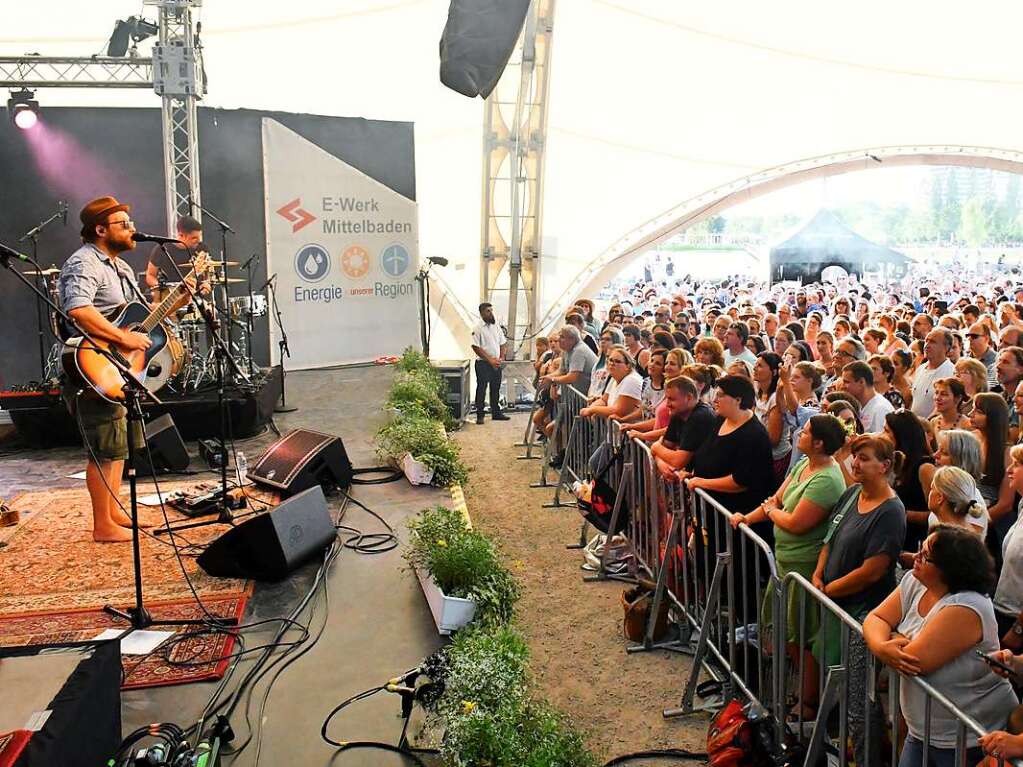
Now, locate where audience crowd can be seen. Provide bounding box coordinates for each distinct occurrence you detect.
[532,269,1023,766]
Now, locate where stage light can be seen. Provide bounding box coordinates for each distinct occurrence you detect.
[107,16,159,57]
[7,89,39,130]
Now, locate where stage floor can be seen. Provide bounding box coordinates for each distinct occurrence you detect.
[0,365,449,766]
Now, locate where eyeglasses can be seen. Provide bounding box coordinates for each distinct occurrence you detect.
[966,333,984,339]
[105,219,134,229]
[607,358,626,366]
[913,548,935,564]
[835,350,855,358]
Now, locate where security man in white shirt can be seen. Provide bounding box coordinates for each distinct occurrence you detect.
[471,302,510,424]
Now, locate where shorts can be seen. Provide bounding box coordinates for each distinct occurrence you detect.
[62,382,144,462]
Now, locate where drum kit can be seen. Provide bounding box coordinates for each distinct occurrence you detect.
[30,257,267,391]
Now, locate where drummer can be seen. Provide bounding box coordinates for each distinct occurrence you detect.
[144,214,203,294]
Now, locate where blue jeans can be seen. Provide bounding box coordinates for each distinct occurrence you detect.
[898,736,984,767]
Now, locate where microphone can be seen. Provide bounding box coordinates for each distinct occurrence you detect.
[60,200,68,226]
[132,232,183,244]
[257,273,276,292]
[0,242,32,263]
[428,256,449,267]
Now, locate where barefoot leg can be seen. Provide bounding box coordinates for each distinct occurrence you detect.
[87,459,132,542]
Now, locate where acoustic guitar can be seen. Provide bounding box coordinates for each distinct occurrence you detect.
[62,254,210,403]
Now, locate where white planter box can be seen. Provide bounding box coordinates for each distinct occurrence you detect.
[414,566,477,635]
[401,453,435,486]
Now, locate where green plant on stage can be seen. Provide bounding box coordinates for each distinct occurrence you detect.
[405,506,518,626]
[431,626,598,767]
[395,346,433,373]
[418,447,470,488]
[376,415,468,487]
[388,370,453,429]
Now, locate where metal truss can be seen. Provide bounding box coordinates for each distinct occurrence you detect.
[480,0,555,358]
[0,56,153,88]
[1,1,203,233]
[149,0,204,231]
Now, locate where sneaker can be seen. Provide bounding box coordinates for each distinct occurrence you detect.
[492,413,510,421]
[549,451,565,469]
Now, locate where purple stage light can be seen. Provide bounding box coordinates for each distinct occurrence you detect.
[14,108,38,130]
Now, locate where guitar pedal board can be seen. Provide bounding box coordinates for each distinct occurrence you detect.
[166,483,247,518]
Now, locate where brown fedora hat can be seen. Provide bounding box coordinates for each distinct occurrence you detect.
[79,196,130,238]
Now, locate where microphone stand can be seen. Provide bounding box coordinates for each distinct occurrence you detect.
[240,252,259,379]
[0,243,219,632]
[266,274,297,413]
[18,202,66,380]
[190,198,236,376]
[154,243,258,536]
[415,263,433,357]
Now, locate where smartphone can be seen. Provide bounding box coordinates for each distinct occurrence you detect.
[976,650,1018,678]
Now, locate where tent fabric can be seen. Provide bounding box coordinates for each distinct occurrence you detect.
[7,1,1023,357]
[769,209,909,283]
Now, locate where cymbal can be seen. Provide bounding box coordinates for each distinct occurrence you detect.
[222,277,246,283]
[177,260,241,267]
[23,268,59,276]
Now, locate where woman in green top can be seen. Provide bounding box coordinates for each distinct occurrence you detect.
[731,413,848,717]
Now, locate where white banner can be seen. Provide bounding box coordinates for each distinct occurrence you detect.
[262,118,419,369]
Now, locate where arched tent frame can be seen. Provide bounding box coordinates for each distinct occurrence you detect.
[529,145,1023,333]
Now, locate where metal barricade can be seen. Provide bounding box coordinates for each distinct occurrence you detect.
[778,571,1020,767]
[660,487,783,720]
[531,385,589,505]
[515,396,543,460]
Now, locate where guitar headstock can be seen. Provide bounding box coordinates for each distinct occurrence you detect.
[191,249,212,277]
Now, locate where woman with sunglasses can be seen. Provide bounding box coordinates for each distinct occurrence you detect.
[587,327,623,400]
[864,526,1016,767]
[580,345,643,422]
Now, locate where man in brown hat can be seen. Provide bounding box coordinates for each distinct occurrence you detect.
[58,196,198,542]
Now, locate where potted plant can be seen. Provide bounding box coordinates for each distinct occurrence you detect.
[377,414,469,487]
[404,506,518,634]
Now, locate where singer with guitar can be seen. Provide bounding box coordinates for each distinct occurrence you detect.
[58,196,208,543]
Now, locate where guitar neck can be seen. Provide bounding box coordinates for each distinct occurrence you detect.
[139,277,193,333]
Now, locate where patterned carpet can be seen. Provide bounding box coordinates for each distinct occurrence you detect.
[0,484,264,688]
[0,485,252,616]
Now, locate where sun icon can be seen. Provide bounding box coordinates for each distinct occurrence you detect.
[341,245,370,278]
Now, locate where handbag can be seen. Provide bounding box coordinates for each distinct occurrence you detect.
[621,580,668,642]
[707,699,781,767]
[577,442,629,535]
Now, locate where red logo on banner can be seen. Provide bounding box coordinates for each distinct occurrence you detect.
[276,198,316,233]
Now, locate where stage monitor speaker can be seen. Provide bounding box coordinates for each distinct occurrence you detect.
[439,0,531,99]
[197,485,335,581]
[248,428,353,496]
[129,413,189,477]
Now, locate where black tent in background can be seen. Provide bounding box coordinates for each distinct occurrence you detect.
[769,209,910,284]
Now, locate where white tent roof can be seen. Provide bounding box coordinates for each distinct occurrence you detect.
[6,1,1023,352]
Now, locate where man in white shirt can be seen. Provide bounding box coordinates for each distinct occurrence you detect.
[841,360,893,433]
[471,302,509,424]
[722,320,758,369]
[911,328,956,418]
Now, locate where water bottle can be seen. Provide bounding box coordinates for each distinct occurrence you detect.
[236,451,248,486]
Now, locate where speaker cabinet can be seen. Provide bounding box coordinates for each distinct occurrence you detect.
[197,485,335,581]
[433,359,470,424]
[248,428,353,496]
[129,413,189,477]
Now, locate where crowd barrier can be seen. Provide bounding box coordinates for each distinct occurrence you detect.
[522,393,1020,766]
